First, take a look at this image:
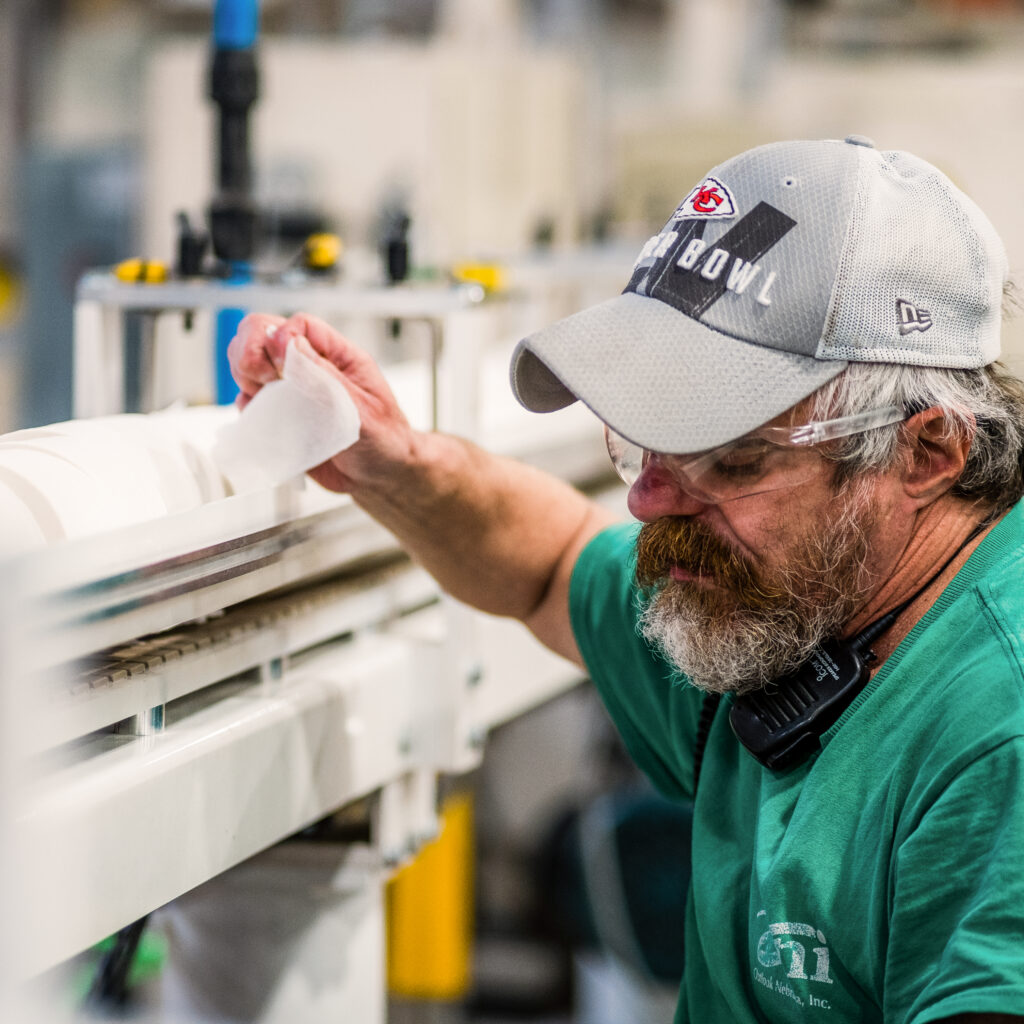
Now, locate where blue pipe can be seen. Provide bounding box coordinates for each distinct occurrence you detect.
[215,267,251,406]
[211,0,259,404]
[214,0,258,49]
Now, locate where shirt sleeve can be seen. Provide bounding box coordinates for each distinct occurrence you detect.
[569,523,701,801]
[885,736,1024,1023]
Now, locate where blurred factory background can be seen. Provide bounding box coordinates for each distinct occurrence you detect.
[1,1,1023,1023]
[4,0,1024,431]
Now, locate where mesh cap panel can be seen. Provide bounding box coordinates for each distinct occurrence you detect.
[820,148,1006,365]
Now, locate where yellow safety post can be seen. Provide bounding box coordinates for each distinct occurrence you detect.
[386,790,474,1000]
[0,262,21,327]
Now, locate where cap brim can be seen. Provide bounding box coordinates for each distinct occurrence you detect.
[511,292,848,453]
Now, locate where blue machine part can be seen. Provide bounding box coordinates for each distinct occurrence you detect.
[212,0,259,403]
[215,265,251,406]
[214,0,259,49]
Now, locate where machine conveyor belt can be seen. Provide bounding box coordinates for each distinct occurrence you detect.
[46,559,438,752]
[12,486,403,674]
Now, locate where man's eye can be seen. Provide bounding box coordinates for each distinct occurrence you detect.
[713,459,764,480]
[709,443,777,479]
[708,442,794,481]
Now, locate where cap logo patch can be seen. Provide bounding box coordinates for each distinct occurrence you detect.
[896,299,933,335]
[626,202,796,319]
[674,177,737,220]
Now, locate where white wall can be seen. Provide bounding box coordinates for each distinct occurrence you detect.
[142,38,585,269]
[607,2,1024,369]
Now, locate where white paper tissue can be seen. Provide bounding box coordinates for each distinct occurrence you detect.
[211,338,362,494]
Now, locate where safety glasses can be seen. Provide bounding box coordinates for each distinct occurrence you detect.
[605,406,908,503]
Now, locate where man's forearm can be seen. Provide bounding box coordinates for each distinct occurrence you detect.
[348,429,610,622]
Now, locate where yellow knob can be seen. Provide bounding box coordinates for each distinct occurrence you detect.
[304,233,342,270]
[114,259,168,284]
[452,262,505,294]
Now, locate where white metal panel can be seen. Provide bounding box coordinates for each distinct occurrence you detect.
[15,633,424,977]
[41,565,438,754]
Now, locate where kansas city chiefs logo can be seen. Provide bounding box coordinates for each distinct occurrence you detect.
[674,177,737,220]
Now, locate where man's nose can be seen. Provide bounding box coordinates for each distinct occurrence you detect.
[627,460,710,522]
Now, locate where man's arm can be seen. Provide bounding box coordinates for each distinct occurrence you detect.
[228,312,616,664]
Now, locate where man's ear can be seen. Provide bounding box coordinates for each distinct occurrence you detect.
[900,407,974,503]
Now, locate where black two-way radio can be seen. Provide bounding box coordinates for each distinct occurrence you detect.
[692,522,987,779]
[728,615,891,771]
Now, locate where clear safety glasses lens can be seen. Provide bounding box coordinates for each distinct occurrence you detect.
[604,406,907,504]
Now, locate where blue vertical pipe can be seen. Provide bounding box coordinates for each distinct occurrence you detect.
[211,0,259,404]
[214,0,258,48]
[215,270,249,405]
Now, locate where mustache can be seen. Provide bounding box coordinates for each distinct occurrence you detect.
[634,517,787,606]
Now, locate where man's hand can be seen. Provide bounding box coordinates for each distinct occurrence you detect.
[226,310,615,662]
[227,312,418,494]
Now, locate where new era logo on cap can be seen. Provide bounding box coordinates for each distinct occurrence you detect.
[896,299,933,336]
[674,177,737,220]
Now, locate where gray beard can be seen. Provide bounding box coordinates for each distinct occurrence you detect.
[636,488,876,695]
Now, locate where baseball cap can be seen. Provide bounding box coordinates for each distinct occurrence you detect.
[510,136,1008,454]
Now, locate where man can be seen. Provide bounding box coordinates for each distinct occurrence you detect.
[229,137,1024,1022]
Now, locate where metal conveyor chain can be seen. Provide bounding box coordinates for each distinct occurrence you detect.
[41,559,440,750]
[73,561,435,693]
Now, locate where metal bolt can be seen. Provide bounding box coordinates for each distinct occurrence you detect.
[381,847,406,869]
[417,824,441,847]
[261,657,284,684]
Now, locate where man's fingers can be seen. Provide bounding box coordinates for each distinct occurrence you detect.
[230,313,372,407]
[275,314,367,376]
[274,314,398,412]
[228,314,287,396]
[292,334,344,381]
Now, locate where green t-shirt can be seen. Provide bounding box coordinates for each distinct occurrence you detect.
[569,502,1024,1024]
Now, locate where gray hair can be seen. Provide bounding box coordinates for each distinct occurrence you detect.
[809,360,1024,515]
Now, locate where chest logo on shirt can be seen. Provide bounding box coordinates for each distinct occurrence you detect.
[753,914,834,1011]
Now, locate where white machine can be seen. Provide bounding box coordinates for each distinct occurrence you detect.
[0,266,622,1020]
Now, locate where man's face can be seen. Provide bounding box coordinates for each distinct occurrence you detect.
[628,407,907,694]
